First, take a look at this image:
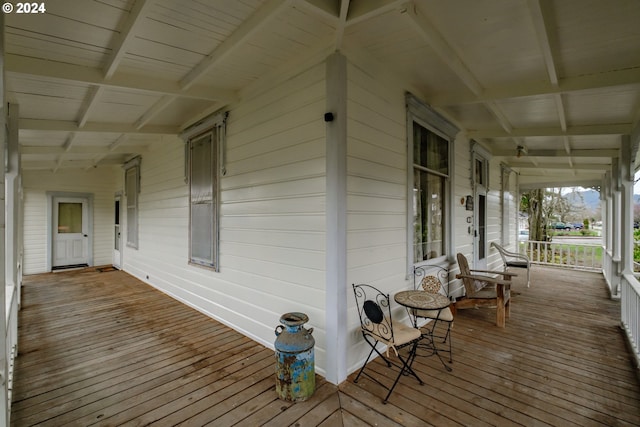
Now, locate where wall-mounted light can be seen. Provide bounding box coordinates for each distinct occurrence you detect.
[516,145,528,158]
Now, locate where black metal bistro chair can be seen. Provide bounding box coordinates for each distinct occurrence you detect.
[410,265,454,364]
[352,283,423,403]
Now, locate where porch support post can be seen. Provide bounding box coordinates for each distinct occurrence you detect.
[620,135,634,291]
[6,103,19,297]
[325,52,347,384]
[0,11,8,425]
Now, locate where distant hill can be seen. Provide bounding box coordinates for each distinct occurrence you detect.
[564,190,601,211]
[564,189,640,211]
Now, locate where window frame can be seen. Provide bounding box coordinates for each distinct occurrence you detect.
[182,111,227,271]
[500,164,514,246]
[406,94,458,271]
[123,156,140,249]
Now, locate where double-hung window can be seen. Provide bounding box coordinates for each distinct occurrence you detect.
[124,156,140,249]
[183,112,227,270]
[407,94,458,265]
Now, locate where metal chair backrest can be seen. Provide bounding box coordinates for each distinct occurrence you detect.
[414,265,449,297]
[352,284,394,343]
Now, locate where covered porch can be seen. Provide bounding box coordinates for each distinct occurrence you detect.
[11,265,639,426]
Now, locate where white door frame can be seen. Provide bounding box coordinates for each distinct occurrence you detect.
[113,192,122,269]
[46,192,94,272]
[471,143,490,270]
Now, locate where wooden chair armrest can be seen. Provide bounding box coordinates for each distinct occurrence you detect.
[455,273,513,286]
[468,268,517,278]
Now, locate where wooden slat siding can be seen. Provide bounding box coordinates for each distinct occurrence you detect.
[12,266,640,426]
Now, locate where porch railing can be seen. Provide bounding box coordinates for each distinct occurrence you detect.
[5,284,18,413]
[621,272,640,368]
[518,240,602,271]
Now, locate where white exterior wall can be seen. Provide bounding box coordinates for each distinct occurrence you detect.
[22,168,121,274]
[454,136,474,267]
[122,61,330,374]
[344,60,411,374]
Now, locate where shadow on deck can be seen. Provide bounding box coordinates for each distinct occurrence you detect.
[10,266,640,426]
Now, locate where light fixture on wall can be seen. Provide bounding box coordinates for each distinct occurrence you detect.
[516,145,528,158]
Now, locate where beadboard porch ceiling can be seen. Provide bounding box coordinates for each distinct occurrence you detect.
[5,0,640,188]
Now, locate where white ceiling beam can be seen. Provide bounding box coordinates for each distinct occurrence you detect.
[528,0,575,169]
[334,0,350,50]
[469,124,632,139]
[430,67,640,106]
[6,54,237,103]
[345,0,408,26]
[104,0,155,79]
[510,162,609,170]
[53,132,76,173]
[295,0,340,22]
[180,0,292,90]
[404,3,518,140]
[134,95,176,130]
[528,0,558,86]
[494,148,619,158]
[88,134,130,170]
[77,86,105,128]
[20,119,178,135]
[519,179,603,190]
[484,101,513,134]
[404,4,482,96]
[23,158,127,171]
[20,144,146,155]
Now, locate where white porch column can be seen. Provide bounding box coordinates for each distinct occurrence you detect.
[0,10,8,425]
[620,136,634,289]
[6,104,19,296]
[325,52,347,384]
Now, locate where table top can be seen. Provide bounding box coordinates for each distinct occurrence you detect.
[394,290,450,310]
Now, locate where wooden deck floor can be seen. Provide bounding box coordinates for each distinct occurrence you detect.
[11,266,640,426]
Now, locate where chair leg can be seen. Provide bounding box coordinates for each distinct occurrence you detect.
[354,338,391,383]
[383,340,423,403]
[443,323,453,363]
[424,320,453,371]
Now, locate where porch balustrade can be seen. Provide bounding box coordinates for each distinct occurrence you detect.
[622,273,640,369]
[5,284,18,413]
[518,240,602,271]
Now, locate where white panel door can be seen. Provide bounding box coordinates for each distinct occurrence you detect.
[113,195,122,269]
[52,197,89,267]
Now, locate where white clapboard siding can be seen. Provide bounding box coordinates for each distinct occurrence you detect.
[453,137,474,258]
[122,60,329,374]
[22,168,122,274]
[344,59,410,373]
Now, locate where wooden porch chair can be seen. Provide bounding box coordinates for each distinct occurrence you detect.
[491,241,531,287]
[454,253,516,327]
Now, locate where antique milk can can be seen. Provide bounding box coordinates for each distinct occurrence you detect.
[274,312,315,401]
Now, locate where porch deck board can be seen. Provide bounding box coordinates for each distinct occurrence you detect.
[11,267,640,426]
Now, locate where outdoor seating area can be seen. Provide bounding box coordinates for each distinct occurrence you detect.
[10,266,640,426]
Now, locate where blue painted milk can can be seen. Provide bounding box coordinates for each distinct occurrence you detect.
[274,312,315,401]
